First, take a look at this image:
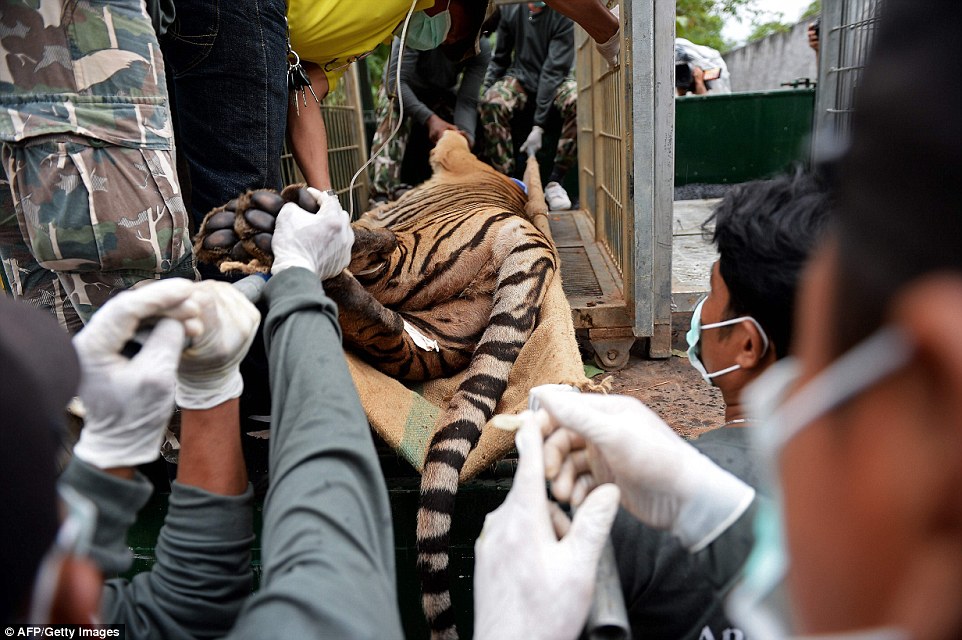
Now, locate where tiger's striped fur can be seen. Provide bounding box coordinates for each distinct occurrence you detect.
[323,132,557,639]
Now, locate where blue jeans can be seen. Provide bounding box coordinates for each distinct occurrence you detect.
[161,0,288,229]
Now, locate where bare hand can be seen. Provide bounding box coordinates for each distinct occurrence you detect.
[427,114,458,144]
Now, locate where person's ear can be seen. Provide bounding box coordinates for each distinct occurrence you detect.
[50,556,102,624]
[886,274,962,639]
[733,320,774,372]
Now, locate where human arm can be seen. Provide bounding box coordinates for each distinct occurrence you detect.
[690,65,708,95]
[539,391,756,552]
[453,38,491,145]
[483,10,515,91]
[66,280,257,637]
[533,17,575,127]
[227,200,402,638]
[398,46,436,129]
[545,0,619,45]
[474,412,621,640]
[287,61,333,191]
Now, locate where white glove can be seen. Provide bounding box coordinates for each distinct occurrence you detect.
[474,411,621,640]
[540,391,755,552]
[520,125,544,157]
[271,189,354,280]
[595,4,620,68]
[175,281,261,410]
[73,279,203,469]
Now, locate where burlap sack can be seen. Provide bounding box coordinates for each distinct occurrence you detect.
[346,266,591,480]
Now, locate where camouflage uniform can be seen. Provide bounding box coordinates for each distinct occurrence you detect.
[479,75,578,177]
[0,0,196,333]
[369,83,411,202]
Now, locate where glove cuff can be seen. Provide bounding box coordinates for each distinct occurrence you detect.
[73,421,166,470]
[673,463,756,552]
[271,256,315,276]
[595,28,621,67]
[175,368,244,410]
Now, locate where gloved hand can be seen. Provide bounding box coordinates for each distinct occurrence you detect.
[271,188,354,280]
[520,125,544,157]
[73,279,203,469]
[595,4,620,68]
[540,391,755,552]
[175,281,261,409]
[474,411,621,640]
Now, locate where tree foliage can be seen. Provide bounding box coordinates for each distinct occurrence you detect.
[747,20,792,42]
[677,0,743,52]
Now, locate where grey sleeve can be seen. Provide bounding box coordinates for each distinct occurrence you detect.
[227,267,402,640]
[384,38,401,97]
[100,482,255,640]
[454,38,492,141]
[58,457,153,576]
[399,46,434,126]
[484,17,514,91]
[534,17,575,126]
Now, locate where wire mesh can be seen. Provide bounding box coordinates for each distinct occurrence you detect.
[575,2,627,278]
[822,0,882,139]
[278,68,370,216]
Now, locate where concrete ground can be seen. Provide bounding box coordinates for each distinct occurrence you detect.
[596,348,725,440]
[582,196,727,440]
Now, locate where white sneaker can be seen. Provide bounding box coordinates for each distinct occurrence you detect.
[544,181,572,211]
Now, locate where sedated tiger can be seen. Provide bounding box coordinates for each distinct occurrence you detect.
[195,131,558,639]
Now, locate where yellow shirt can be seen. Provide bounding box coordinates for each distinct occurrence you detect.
[287,0,435,89]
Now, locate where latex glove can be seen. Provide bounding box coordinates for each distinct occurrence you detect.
[595,4,620,68]
[520,125,544,157]
[175,281,261,409]
[271,190,354,280]
[474,411,621,640]
[73,279,203,469]
[540,391,755,552]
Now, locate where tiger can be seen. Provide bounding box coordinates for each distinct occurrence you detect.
[329,131,557,639]
[195,130,557,639]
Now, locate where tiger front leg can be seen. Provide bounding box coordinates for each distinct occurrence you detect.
[323,271,463,380]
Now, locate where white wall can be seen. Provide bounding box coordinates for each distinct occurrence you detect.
[723,20,818,92]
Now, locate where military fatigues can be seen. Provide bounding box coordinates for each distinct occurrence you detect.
[480,76,577,177]
[480,5,577,177]
[369,37,490,201]
[0,0,196,332]
[369,79,412,202]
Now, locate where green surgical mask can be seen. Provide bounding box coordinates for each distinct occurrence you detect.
[404,8,451,51]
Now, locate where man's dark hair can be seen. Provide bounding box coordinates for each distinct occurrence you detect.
[704,171,831,359]
[830,0,962,356]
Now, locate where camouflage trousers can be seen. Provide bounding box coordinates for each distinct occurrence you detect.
[369,84,412,202]
[479,76,578,177]
[0,135,197,333]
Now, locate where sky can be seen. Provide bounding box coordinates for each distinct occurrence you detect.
[721,0,815,46]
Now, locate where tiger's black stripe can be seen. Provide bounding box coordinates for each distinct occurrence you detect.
[321,133,556,639]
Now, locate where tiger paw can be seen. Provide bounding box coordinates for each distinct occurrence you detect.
[193,185,320,274]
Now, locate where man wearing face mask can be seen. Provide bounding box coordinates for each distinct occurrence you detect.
[471,0,962,638]
[546,173,828,640]
[469,172,829,640]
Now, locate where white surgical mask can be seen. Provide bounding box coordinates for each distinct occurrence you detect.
[403,5,451,51]
[686,297,770,384]
[727,327,913,640]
